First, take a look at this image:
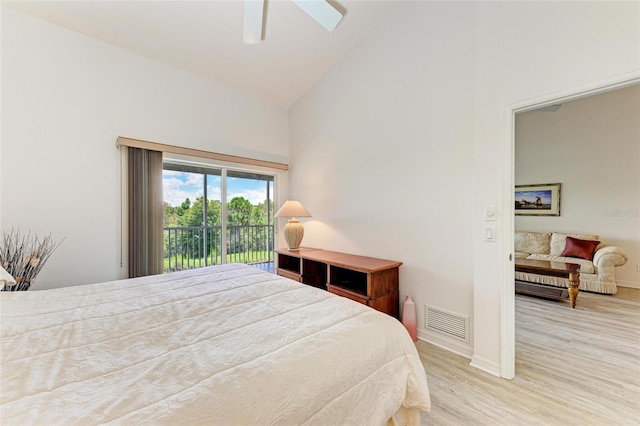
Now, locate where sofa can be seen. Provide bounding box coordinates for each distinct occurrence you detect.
[514,231,628,295]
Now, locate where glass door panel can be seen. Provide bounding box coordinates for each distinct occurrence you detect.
[206,173,223,266]
[162,164,275,272]
[162,167,205,271]
[226,171,275,265]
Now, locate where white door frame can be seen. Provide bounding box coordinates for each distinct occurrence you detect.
[499,70,640,379]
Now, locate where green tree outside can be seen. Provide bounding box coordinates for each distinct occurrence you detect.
[163,196,274,271]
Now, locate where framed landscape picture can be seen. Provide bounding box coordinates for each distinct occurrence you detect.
[515,183,561,216]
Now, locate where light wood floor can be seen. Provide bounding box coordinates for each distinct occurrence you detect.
[416,287,640,425]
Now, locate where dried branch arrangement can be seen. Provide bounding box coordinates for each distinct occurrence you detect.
[0,228,62,291]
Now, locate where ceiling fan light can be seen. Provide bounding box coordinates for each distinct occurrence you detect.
[291,0,343,31]
[243,0,264,44]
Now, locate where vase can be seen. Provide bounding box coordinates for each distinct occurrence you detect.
[402,294,418,342]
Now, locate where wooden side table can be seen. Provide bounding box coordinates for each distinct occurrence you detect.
[275,248,402,318]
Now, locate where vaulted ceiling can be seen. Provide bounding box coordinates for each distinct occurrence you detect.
[4,0,399,107]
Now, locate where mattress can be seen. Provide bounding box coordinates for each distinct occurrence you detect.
[1,263,430,425]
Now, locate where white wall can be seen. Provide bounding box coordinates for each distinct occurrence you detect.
[0,8,289,289]
[515,85,640,287]
[291,1,640,374]
[472,1,638,374]
[290,1,476,357]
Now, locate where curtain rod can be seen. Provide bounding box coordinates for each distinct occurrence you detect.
[116,136,289,171]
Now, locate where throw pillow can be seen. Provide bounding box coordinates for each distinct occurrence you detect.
[561,236,600,260]
[550,232,599,256]
[515,231,551,254]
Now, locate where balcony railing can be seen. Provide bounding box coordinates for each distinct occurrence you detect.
[164,225,274,273]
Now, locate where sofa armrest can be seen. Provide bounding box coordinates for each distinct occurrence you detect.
[593,246,628,269]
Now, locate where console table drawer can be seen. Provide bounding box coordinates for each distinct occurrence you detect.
[327,284,369,305]
[276,268,301,282]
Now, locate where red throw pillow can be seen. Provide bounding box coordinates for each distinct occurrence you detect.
[561,236,600,260]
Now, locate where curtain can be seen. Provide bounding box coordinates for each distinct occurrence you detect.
[128,147,163,278]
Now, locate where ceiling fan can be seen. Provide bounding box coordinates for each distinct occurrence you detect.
[243,0,344,44]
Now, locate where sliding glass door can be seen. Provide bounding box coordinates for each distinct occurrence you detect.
[162,164,274,272]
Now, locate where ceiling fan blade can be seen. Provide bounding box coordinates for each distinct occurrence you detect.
[291,0,343,31]
[243,0,264,44]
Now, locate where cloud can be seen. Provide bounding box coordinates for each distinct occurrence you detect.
[163,171,269,206]
[162,171,206,206]
[228,189,268,205]
[207,185,222,201]
[163,178,203,206]
[186,173,204,186]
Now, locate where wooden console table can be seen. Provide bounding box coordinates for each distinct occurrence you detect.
[275,247,401,318]
[515,258,581,308]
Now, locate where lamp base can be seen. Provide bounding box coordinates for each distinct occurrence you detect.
[283,219,304,251]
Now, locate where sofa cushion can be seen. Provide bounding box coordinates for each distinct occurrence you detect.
[561,236,601,261]
[515,231,551,254]
[550,232,599,257]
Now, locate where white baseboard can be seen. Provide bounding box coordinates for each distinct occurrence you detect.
[417,329,473,360]
[469,354,501,378]
[617,280,640,289]
[417,332,502,378]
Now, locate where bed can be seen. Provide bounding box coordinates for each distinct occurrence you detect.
[1,263,430,425]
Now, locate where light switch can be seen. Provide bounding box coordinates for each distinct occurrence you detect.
[484,227,496,242]
[484,205,497,221]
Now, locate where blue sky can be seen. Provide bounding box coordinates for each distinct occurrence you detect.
[163,170,271,206]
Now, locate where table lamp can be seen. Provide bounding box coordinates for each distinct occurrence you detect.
[275,200,311,251]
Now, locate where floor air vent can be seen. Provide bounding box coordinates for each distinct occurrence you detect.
[425,305,469,343]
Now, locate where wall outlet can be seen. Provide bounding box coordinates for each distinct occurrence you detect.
[637,264,640,273]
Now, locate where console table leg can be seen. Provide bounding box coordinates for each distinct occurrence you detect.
[568,271,580,308]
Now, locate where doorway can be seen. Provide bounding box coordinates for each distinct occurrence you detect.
[500,71,640,379]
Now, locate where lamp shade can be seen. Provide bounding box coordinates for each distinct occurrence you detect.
[275,200,311,218]
[275,201,311,251]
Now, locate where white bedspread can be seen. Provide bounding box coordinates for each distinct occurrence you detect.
[0,264,430,425]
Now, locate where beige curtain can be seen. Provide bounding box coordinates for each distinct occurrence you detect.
[128,147,163,278]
